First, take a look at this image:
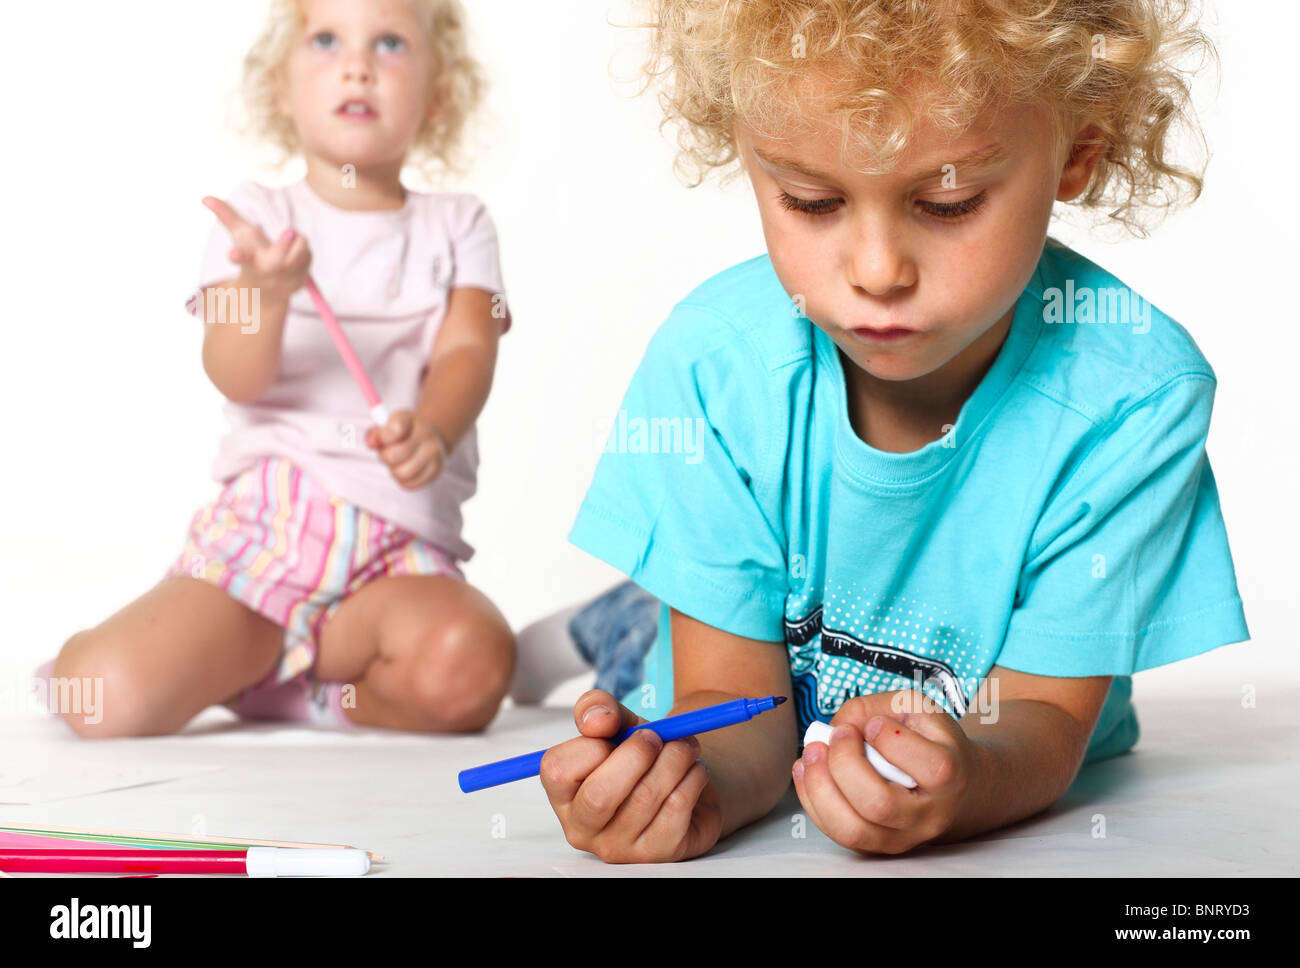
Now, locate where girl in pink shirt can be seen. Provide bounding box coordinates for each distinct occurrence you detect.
[46,0,516,736]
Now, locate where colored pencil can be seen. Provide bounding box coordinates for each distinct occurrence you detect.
[0,823,383,862]
[1,847,370,877]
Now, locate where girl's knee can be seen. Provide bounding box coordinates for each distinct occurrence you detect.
[53,628,95,674]
[50,631,159,738]
[408,614,515,731]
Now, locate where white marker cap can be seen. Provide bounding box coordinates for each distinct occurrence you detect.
[802,720,918,789]
[245,847,371,877]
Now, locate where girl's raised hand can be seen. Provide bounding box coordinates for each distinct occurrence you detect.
[201,196,312,303]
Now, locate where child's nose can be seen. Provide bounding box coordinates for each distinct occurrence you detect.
[847,225,918,296]
[341,53,374,84]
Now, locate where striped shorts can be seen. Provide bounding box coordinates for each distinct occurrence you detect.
[162,455,463,690]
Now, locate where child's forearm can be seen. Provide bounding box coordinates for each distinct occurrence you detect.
[931,699,1090,844]
[669,688,797,840]
[200,279,290,403]
[413,344,495,451]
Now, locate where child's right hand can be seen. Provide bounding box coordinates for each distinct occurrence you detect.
[539,689,722,863]
[201,196,312,304]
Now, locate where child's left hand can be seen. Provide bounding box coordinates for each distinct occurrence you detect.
[792,689,977,855]
[365,410,447,490]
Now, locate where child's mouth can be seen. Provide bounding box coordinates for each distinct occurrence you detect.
[850,326,916,343]
[336,99,378,120]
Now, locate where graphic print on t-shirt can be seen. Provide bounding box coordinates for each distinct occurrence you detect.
[784,585,982,737]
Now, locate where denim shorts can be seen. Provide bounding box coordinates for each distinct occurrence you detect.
[568,581,661,701]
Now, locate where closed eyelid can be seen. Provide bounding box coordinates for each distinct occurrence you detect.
[777,186,989,221]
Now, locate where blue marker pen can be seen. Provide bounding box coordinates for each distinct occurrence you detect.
[458,696,786,793]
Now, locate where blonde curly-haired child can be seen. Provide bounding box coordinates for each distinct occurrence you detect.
[544,0,1249,861]
[46,0,515,737]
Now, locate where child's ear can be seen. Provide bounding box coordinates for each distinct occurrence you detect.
[1056,122,1107,202]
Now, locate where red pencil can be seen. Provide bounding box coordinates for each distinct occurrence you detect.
[0,847,370,877]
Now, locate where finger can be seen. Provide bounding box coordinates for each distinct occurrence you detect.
[203,196,252,236]
[852,716,947,790]
[539,737,624,813]
[826,724,920,831]
[394,445,435,484]
[832,690,951,781]
[573,689,645,738]
[284,233,311,270]
[829,691,912,735]
[381,435,419,468]
[276,231,299,266]
[247,232,289,277]
[680,780,723,859]
[568,728,663,834]
[229,247,248,264]
[383,411,412,445]
[800,740,897,850]
[393,461,432,490]
[605,734,701,842]
[267,228,296,266]
[791,753,829,834]
[634,759,715,859]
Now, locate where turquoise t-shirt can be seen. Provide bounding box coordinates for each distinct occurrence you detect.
[568,238,1249,766]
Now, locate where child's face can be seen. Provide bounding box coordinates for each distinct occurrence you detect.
[280,0,435,173]
[737,95,1071,387]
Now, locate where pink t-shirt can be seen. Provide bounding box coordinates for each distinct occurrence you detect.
[186,178,510,561]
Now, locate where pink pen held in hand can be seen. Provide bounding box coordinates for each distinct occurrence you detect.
[292,242,389,427]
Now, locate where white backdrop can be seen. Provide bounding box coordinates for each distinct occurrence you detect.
[0,1,1293,697]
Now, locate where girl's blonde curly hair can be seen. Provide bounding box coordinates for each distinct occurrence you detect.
[627,0,1217,238]
[237,0,485,185]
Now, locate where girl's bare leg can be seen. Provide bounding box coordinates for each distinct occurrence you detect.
[52,576,285,738]
[314,574,515,732]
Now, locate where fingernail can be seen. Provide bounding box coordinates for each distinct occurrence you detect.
[793,760,804,781]
[867,718,884,741]
[686,735,701,756]
[831,727,853,742]
[580,705,610,725]
[281,228,296,242]
[803,743,824,765]
[639,728,663,750]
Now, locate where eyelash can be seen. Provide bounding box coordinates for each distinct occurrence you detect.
[776,190,989,221]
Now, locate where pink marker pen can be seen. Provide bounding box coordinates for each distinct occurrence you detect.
[285,230,388,427]
[303,276,389,427]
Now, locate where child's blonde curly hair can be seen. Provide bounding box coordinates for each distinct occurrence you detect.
[628,0,1216,238]
[237,0,485,185]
